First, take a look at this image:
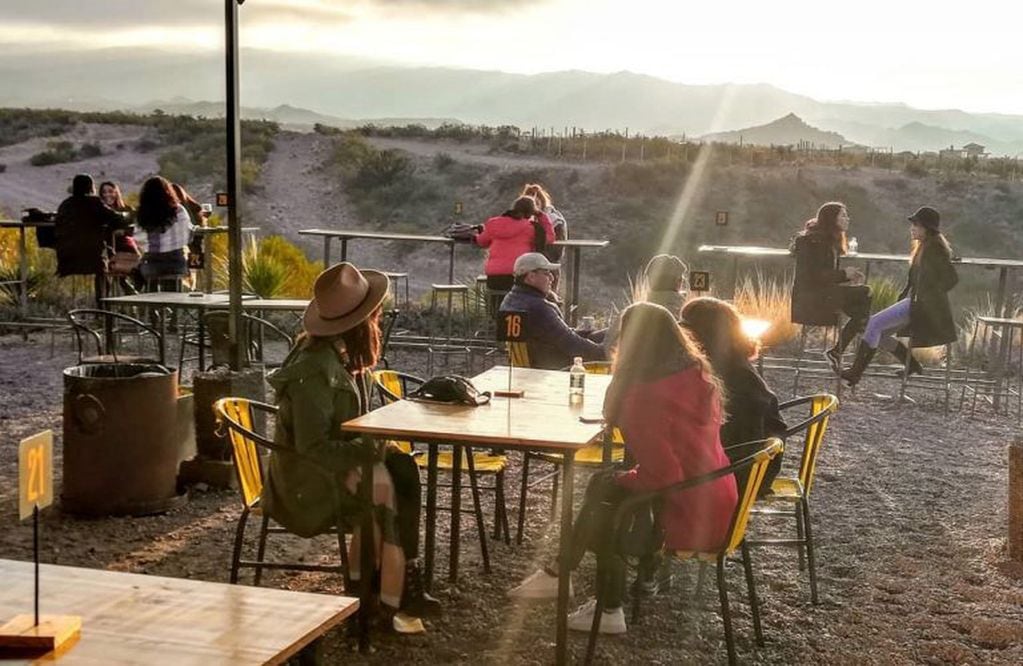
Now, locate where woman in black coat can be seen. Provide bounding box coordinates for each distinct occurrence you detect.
[682,297,788,494]
[842,206,959,386]
[790,201,872,373]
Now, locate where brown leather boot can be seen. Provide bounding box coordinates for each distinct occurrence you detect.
[841,342,876,387]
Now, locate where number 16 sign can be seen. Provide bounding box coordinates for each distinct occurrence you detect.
[19,431,53,521]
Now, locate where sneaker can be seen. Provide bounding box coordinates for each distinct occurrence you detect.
[567,599,627,635]
[507,569,572,600]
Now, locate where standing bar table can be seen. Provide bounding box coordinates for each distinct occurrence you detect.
[189,225,259,293]
[342,366,612,666]
[553,239,610,326]
[298,229,456,284]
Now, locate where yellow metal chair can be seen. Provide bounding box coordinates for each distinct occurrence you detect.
[507,340,531,368]
[374,370,511,571]
[584,438,785,666]
[213,398,352,587]
[747,393,838,604]
[515,361,626,544]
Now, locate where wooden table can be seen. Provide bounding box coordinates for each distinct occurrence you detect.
[553,239,610,326]
[299,228,456,283]
[342,366,611,666]
[0,559,358,665]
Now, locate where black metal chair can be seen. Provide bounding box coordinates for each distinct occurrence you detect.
[179,311,293,371]
[584,438,785,666]
[67,308,166,365]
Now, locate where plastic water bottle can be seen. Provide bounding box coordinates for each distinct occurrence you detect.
[569,356,585,403]
[848,236,859,255]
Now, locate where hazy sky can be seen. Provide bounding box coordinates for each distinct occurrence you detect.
[2,0,1022,115]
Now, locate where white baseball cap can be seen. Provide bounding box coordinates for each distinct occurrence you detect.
[513,252,561,277]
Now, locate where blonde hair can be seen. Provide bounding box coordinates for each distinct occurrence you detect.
[521,183,552,209]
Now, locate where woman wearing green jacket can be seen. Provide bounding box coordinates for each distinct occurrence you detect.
[261,262,435,632]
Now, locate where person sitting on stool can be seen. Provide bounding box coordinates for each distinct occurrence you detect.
[790,201,872,374]
[842,206,959,386]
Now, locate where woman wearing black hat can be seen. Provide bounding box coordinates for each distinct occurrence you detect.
[790,202,872,373]
[841,206,958,386]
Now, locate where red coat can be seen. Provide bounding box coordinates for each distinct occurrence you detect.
[475,212,555,276]
[614,367,738,552]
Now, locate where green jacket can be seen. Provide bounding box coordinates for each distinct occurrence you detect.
[262,342,378,537]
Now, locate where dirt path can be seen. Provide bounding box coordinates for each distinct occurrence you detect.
[1,332,1022,664]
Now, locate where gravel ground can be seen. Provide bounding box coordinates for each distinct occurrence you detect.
[1,332,1022,664]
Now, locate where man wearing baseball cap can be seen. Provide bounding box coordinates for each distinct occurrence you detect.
[498,252,606,369]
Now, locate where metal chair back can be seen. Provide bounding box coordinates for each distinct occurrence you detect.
[214,397,278,509]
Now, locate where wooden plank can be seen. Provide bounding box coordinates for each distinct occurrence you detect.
[0,559,357,665]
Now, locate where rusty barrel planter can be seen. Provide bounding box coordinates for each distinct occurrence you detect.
[62,363,188,516]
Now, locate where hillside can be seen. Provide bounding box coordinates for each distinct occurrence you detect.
[701,113,854,149]
[2,119,1022,316]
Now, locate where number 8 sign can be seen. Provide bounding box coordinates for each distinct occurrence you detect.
[19,431,53,520]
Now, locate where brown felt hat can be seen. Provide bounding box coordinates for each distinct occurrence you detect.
[303,263,389,337]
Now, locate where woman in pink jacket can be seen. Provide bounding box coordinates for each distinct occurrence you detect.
[508,302,737,636]
[475,195,555,313]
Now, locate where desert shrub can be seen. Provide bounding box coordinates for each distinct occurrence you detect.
[433,152,455,171]
[30,140,76,166]
[733,269,799,347]
[904,160,928,177]
[79,142,102,158]
[256,235,322,297]
[0,163,6,173]
[135,138,158,152]
[867,276,902,314]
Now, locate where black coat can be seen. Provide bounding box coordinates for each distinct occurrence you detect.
[55,195,126,276]
[718,362,788,493]
[898,240,959,347]
[790,232,848,325]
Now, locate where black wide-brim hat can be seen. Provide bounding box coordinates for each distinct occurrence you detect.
[907,206,940,231]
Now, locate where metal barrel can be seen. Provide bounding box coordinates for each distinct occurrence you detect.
[62,363,187,516]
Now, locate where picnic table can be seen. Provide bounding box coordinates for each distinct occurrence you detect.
[554,239,610,326]
[0,558,358,665]
[342,365,612,666]
[298,229,456,283]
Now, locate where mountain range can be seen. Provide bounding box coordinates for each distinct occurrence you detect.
[2,46,1022,155]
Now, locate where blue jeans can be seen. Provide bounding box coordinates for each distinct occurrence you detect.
[863,298,911,349]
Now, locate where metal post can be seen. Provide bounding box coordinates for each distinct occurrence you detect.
[225,0,245,371]
[19,224,28,317]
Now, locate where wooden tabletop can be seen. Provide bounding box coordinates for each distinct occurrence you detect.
[241,298,309,312]
[103,293,232,308]
[191,226,260,235]
[0,221,54,229]
[0,559,358,665]
[343,366,610,452]
[553,239,610,248]
[697,244,1023,268]
[299,228,453,244]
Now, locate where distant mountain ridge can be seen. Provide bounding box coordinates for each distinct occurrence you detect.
[2,46,1023,154]
[701,113,855,149]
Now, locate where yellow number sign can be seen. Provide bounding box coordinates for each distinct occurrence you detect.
[19,431,53,520]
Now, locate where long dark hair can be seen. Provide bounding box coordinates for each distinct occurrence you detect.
[506,195,537,220]
[802,201,848,254]
[295,306,382,375]
[681,297,757,375]
[604,302,722,424]
[136,176,180,233]
[910,227,953,264]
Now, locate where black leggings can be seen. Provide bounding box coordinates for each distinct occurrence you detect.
[834,285,872,351]
[384,450,422,560]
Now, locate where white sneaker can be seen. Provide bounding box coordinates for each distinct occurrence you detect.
[568,598,627,635]
[506,569,573,600]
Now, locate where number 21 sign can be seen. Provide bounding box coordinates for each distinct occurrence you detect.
[19,431,53,520]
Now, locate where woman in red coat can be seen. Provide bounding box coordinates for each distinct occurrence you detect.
[474,195,555,313]
[508,302,737,635]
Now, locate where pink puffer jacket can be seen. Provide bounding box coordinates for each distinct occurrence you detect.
[475,213,555,276]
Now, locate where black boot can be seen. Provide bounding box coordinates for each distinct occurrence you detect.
[889,341,923,377]
[400,560,441,618]
[841,342,876,387]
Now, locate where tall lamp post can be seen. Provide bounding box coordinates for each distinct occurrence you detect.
[225,0,245,370]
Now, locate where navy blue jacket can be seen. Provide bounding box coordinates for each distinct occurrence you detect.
[499,283,605,369]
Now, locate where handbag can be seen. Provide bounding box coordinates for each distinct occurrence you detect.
[407,375,492,406]
[442,222,481,243]
[107,250,141,276]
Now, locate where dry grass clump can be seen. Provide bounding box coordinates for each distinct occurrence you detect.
[733,269,799,347]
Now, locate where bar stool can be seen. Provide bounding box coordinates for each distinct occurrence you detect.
[429,284,470,339]
[791,315,843,398]
[382,271,410,310]
[429,284,472,374]
[960,316,1023,421]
